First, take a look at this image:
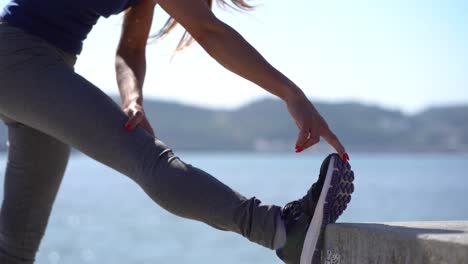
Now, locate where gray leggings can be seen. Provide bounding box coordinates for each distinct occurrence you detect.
[0,22,281,263]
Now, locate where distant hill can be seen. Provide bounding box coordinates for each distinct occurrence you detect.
[0,98,467,152]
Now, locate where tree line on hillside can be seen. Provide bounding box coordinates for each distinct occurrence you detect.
[0,98,466,152]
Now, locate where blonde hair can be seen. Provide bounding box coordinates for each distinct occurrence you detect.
[153,0,255,52]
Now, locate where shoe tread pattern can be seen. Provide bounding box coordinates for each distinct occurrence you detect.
[311,155,354,264]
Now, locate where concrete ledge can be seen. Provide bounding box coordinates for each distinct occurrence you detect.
[324,221,468,264]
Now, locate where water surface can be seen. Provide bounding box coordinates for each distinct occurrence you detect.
[0,153,466,264]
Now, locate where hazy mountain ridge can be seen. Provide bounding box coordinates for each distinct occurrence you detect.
[0,98,466,152]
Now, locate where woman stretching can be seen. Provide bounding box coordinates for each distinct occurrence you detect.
[0,0,354,263]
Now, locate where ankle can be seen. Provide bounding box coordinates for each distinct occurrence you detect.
[272,214,287,249]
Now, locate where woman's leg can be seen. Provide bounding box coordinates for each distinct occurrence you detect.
[0,24,282,250]
[0,117,70,264]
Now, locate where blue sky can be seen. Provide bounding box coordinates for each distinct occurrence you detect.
[2,0,467,113]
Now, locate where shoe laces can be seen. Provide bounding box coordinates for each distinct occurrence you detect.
[300,181,323,217]
[281,200,304,223]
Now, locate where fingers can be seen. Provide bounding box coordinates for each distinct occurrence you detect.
[295,128,320,153]
[124,110,144,131]
[295,127,349,162]
[322,129,349,162]
[302,129,320,150]
[295,129,310,153]
[124,111,156,137]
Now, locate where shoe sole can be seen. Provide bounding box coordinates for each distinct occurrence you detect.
[300,155,354,264]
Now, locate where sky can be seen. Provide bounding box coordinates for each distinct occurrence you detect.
[2,0,468,113]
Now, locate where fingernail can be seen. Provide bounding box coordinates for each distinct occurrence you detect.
[296,147,303,153]
[342,153,350,161]
[124,124,132,131]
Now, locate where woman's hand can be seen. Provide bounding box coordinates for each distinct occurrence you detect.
[285,92,349,161]
[122,100,155,137]
[156,0,348,161]
[116,1,156,137]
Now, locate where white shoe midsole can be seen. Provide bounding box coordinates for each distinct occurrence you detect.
[300,156,336,264]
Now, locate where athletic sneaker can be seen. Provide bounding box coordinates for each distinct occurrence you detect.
[276,153,354,264]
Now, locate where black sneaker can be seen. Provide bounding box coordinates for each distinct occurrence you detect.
[276,153,354,264]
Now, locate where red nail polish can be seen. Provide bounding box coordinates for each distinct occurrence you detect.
[296,147,303,153]
[343,153,350,161]
[125,124,132,131]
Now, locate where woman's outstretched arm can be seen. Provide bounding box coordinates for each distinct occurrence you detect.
[157,0,348,157]
[116,0,156,136]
